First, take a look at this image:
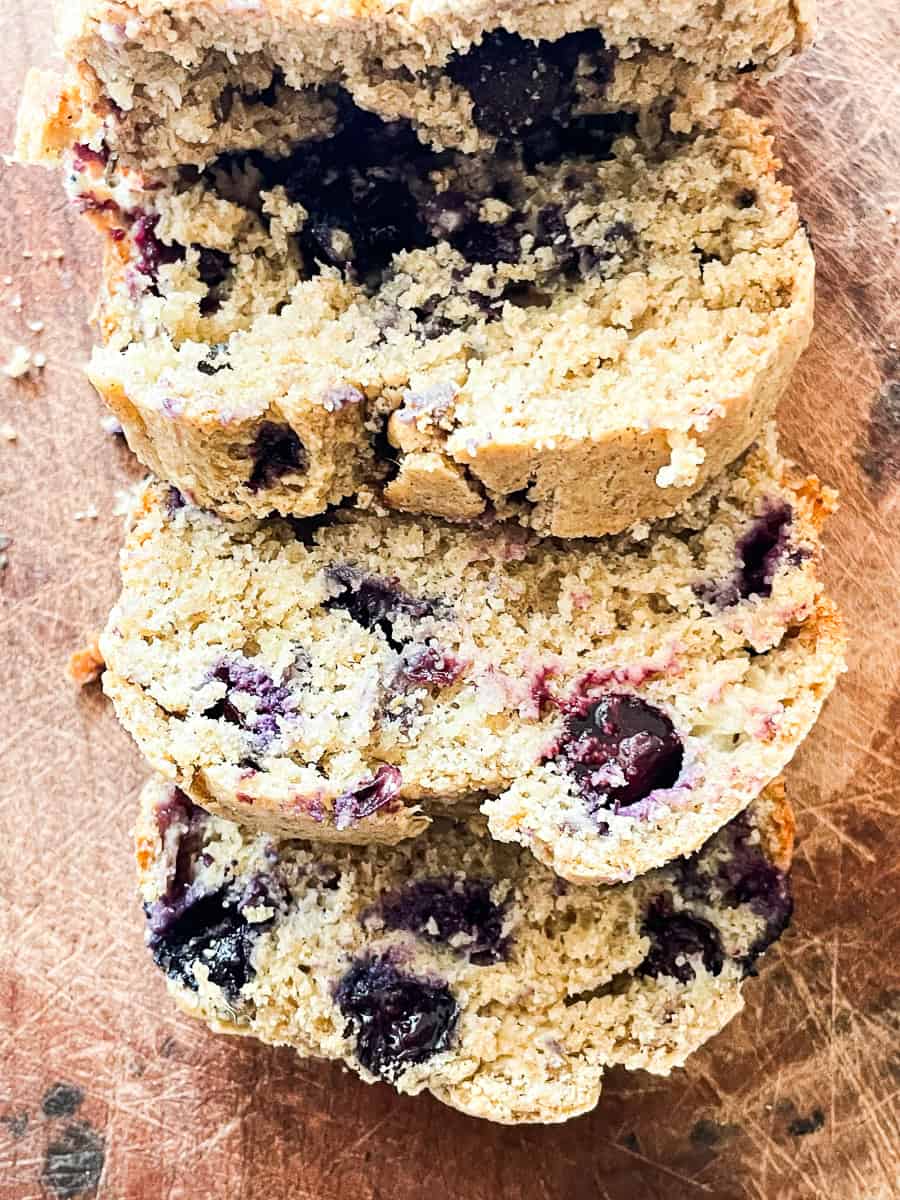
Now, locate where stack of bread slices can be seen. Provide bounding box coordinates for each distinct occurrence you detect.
[18,0,844,1124]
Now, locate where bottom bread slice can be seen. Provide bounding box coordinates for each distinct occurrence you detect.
[136,776,795,1124]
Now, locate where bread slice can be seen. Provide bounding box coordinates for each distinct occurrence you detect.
[26,0,814,167]
[135,773,796,1124]
[103,432,844,884]
[23,98,813,537]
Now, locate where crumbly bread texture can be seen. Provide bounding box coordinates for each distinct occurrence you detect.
[29,0,814,169]
[136,774,795,1124]
[38,106,812,537]
[102,433,844,884]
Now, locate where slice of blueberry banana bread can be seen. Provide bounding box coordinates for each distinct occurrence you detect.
[102,432,844,884]
[25,100,813,537]
[136,774,796,1124]
[27,0,814,169]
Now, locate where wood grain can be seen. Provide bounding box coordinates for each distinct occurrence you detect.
[0,2,898,1196]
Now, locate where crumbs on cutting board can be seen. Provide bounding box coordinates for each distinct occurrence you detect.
[2,344,42,378]
[0,246,67,379]
[67,635,106,687]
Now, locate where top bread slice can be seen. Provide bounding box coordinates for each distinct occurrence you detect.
[24,0,815,168]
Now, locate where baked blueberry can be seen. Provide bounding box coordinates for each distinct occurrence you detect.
[132,212,180,283]
[378,876,508,963]
[336,955,458,1078]
[333,765,403,830]
[447,30,567,137]
[638,895,724,983]
[549,693,684,816]
[737,503,793,599]
[203,656,294,745]
[325,566,438,648]
[247,422,308,491]
[147,887,257,996]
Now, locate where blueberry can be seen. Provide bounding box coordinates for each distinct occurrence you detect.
[422,190,474,238]
[166,486,188,514]
[448,28,614,140]
[203,656,294,745]
[522,93,630,167]
[548,693,684,817]
[282,101,433,278]
[698,502,795,608]
[146,795,209,937]
[715,816,794,972]
[132,211,180,283]
[450,218,522,265]
[638,895,724,983]
[333,765,403,830]
[147,887,257,996]
[247,422,308,491]
[378,877,508,964]
[736,503,793,599]
[154,786,201,836]
[447,30,568,137]
[195,246,232,314]
[335,955,458,1079]
[283,511,335,546]
[195,246,232,288]
[72,142,109,168]
[197,343,232,376]
[237,871,288,917]
[577,221,638,278]
[544,29,615,80]
[324,566,438,649]
[303,172,427,276]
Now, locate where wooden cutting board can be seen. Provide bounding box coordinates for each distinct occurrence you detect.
[0,2,897,1196]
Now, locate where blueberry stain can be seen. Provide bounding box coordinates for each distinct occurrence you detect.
[41,1085,84,1119]
[378,876,508,964]
[41,1121,105,1199]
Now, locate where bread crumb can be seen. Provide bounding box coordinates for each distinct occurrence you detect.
[113,486,141,517]
[3,346,32,378]
[101,413,124,435]
[32,352,47,369]
[27,320,45,333]
[0,424,17,441]
[0,532,10,570]
[9,295,22,313]
[67,635,106,687]
[74,505,99,520]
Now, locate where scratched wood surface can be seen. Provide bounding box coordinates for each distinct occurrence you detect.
[0,2,898,1197]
